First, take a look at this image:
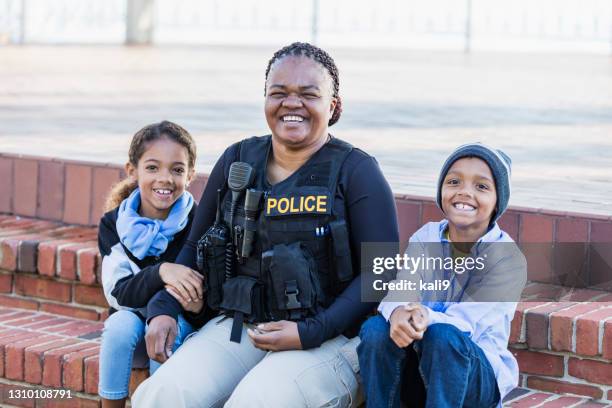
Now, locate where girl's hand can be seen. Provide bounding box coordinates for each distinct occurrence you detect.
[389,303,429,348]
[247,320,303,351]
[159,262,204,303]
[166,285,204,314]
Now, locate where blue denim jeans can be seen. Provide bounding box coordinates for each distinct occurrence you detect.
[98,310,194,400]
[357,315,500,408]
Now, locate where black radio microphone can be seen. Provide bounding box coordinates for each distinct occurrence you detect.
[226,162,254,277]
[228,162,255,195]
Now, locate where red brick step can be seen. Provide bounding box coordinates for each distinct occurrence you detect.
[0,307,147,407]
[0,215,610,406]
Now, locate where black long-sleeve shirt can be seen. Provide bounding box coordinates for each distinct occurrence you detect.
[146,137,399,349]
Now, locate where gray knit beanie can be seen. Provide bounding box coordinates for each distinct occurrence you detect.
[436,143,512,225]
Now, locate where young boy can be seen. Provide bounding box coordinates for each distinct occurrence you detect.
[358,143,527,408]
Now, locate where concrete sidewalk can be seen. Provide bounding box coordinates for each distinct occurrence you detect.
[1,45,611,215]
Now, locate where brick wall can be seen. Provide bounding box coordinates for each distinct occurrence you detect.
[1,152,611,287]
[395,196,612,288]
[510,301,612,401]
[0,153,208,227]
[0,216,106,321]
[0,153,611,403]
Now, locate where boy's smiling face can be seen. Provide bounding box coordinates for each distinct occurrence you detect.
[441,157,497,238]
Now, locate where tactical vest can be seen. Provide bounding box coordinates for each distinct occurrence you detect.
[205,135,355,341]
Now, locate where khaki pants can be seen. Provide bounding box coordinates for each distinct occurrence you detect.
[131,315,362,408]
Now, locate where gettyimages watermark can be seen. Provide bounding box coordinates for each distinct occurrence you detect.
[360,242,612,303]
[371,253,487,293]
[372,253,488,274]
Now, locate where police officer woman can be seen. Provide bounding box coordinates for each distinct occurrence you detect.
[132,42,399,407]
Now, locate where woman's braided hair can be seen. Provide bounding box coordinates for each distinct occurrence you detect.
[264,42,342,126]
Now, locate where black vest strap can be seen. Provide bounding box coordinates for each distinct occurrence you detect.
[237,135,353,195]
[230,312,244,343]
[214,135,355,336]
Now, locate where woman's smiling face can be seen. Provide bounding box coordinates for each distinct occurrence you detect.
[441,157,497,235]
[264,55,337,149]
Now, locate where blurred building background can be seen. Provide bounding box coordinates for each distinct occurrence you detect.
[0,0,611,215]
[1,0,611,54]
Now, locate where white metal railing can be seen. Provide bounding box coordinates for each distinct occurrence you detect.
[0,0,125,44]
[0,0,610,53]
[0,0,23,43]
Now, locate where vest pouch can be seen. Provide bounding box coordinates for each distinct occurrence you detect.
[219,276,265,322]
[197,222,230,311]
[205,262,225,311]
[268,242,321,320]
[329,220,354,282]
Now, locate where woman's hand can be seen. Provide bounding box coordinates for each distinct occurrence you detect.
[159,262,204,303]
[166,285,204,314]
[389,303,429,348]
[146,315,177,363]
[247,320,303,351]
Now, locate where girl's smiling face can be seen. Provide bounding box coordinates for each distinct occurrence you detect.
[441,157,497,238]
[264,55,337,149]
[126,136,194,220]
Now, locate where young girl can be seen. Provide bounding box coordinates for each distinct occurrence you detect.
[358,143,527,408]
[97,121,204,408]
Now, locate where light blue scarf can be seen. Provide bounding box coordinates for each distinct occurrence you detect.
[116,188,194,260]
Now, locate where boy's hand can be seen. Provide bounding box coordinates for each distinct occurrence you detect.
[389,303,429,348]
[166,285,204,314]
[159,262,204,303]
[404,303,429,332]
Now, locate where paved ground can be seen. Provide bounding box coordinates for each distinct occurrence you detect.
[1,45,611,215]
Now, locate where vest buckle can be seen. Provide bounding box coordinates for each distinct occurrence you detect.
[284,280,301,309]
